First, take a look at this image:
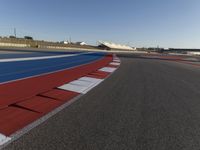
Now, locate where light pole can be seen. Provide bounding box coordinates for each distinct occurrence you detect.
[14,28,17,38]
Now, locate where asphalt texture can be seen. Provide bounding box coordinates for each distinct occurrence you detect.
[3,54,200,150]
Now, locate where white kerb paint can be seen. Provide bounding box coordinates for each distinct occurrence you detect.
[113,59,120,62]
[58,83,89,94]
[81,80,103,94]
[110,62,120,66]
[79,77,103,83]
[70,80,95,87]
[0,133,11,146]
[58,77,104,94]
[99,67,117,73]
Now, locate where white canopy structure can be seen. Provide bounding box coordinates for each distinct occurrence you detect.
[98,41,135,50]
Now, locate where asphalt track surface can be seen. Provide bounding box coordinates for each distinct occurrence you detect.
[0,52,104,83]
[3,53,200,150]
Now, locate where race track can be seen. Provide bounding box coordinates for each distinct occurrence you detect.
[4,53,200,150]
[0,50,119,148]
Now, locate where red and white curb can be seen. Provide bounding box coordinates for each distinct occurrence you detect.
[58,77,104,94]
[58,55,120,95]
[0,54,121,148]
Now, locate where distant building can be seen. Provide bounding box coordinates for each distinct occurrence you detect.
[168,48,200,55]
[164,48,169,50]
[75,42,87,45]
[60,41,69,44]
[24,36,33,40]
[9,36,16,39]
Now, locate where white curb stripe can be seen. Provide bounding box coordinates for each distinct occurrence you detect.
[58,84,89,94]
[79,77,103,83]
[99,67,117,73]
[82,80,103,94]
[0,133,11,146]
[78,77,104,93]
[58,77,103,94]
[113,59,120,62]
[110,62,120,66]
[70,80,94,87]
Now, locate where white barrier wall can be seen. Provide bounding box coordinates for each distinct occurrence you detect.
[98,41,135,50]
[0,43,30,48]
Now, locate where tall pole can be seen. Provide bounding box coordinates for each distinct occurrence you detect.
[69,36,71,43]
[14,28,16,38]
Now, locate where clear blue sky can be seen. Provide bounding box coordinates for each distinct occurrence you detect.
[0,0,200,48]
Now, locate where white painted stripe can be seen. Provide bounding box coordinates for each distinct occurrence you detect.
[58,84,89,93]
[113,59,120,62]
[0,133,11,146]
[110,62,120,66]
[70,80,94,87]
[0,52,94,62]
[81,80,103,94]
[79,77,103,83]
[99,67,117,73]
[58,77,103,94]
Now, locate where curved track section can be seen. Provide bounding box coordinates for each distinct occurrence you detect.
[4,53,200,150]
[0,52,120,148]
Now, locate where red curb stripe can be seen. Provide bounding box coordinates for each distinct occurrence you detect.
[107,64,119,68]
[86,74,107,79]
[0,55,112,109]
[40,89,79,102]
[88,71,110,78]
[0,107,41,135]
[16,96,62,114]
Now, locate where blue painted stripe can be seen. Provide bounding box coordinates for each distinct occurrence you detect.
[0,52,105,83]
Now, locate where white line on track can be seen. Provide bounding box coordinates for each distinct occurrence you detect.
[0,133,11,146]
[0,52,94,62]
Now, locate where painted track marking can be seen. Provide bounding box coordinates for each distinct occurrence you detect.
[0,52,94,62]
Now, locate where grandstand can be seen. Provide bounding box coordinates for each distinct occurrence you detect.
[98,41,135,51]
[0,37,137,51]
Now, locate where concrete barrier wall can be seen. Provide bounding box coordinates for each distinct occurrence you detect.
[0,43,30,48]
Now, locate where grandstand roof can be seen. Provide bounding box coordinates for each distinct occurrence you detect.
[98,41,135,50]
